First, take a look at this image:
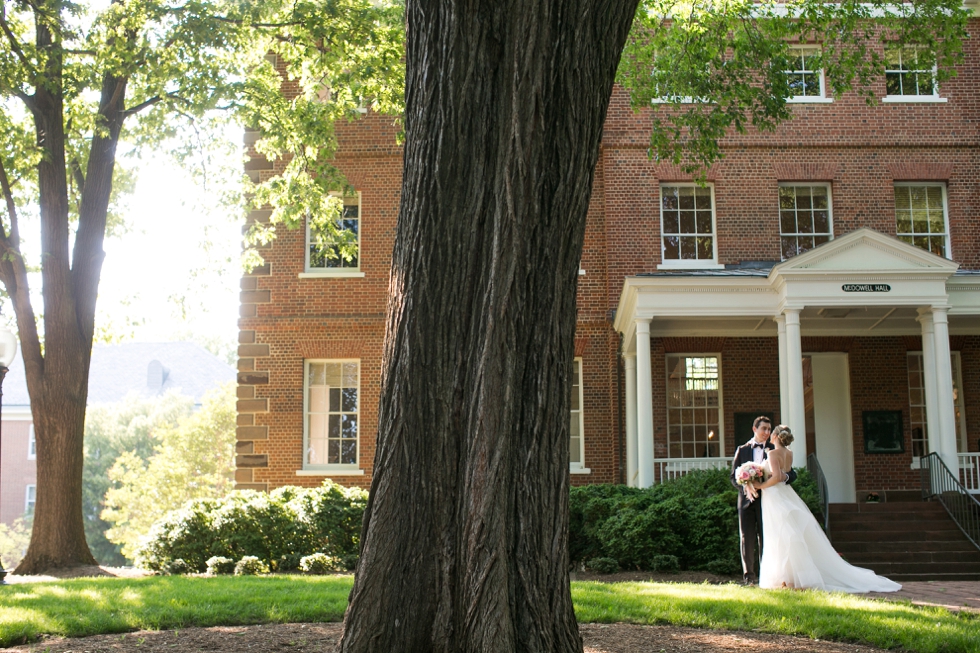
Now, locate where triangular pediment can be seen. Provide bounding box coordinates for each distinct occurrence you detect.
[772,228,959,276]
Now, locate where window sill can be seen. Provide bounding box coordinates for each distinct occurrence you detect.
[787,97,833,104]
[657,262,725,270]
[578,269,586,276]
[298,271,365,279]
[570,467,592,475]
[297,468,365,476]
[882,96,947,103]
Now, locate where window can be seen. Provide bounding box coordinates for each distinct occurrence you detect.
[25,485,36,515]
[660,184,716,266]
[779,184,832,259]
[28,424,35,460]
[784,47,826,100]
[570,358,586,472]
[885,47,937,97]
[907,352,967,458]
[306,195,360,272]
[666,355,722,458]
[894,184,948,258]
[304,360,359,470]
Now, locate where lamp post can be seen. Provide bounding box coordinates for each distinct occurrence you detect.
[0,326,19,584]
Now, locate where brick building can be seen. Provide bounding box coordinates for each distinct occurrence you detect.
[236,26,980,504]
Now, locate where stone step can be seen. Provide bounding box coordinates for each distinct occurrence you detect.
[831,528,963,542]
[830,502,945,514]
[887,572,980,582]
[854,561,980,575]
[833,540,978,554]
[831,513,954,526]
[842,550,980,564]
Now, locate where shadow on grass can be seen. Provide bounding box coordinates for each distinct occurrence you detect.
[572,581,980,653]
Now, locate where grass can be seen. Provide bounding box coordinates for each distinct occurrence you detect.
[1,576,978,652]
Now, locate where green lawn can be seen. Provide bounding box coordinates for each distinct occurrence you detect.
[1,576,977,652]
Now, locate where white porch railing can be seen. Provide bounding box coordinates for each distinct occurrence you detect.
[960,453,980,494]
[653,457,730,483]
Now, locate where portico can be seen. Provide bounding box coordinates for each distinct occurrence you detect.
[615,229,980,496]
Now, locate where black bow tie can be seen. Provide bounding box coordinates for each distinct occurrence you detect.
[752,442,766,448]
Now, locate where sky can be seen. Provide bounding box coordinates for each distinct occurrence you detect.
[94,133,245,363]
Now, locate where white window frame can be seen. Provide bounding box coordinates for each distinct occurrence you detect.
[25,484,36,514]
[28,424,35,460]
[299,359,363,476]
[570,358,590,474]
[785,46,833,104]
[778,183,834,260]
[665,353,724,459]
[299,192,365,279]
[882,46,946,103]
[658,183,723,270]
[894,182,951,259]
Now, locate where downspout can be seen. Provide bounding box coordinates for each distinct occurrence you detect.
[616,330,625,485]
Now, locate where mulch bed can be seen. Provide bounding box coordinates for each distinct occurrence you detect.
[5,622,889,653]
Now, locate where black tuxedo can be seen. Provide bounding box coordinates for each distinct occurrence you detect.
[729,440,798,583]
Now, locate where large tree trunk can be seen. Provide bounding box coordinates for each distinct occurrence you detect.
[339,1,638,651]
[10,1,126,574]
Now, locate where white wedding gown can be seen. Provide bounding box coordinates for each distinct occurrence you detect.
[759,461,902,593]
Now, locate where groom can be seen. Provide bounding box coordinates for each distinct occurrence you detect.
[730,415,797,585]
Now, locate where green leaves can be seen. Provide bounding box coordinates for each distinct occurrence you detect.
[618,0,969,176]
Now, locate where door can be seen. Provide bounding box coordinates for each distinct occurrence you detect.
[807,353,856,504]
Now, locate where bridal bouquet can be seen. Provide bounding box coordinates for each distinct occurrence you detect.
[735,461,765,487]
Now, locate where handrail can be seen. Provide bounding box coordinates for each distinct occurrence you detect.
[920,452,980,552]
[807,452,830,532]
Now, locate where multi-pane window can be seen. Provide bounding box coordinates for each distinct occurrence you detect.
[885,48,937,97]
[570,359,585,470]
[907,352,967,458]
[25,485,36,515]
[666,355,722,458]
[660,185,715,263]
[28,424,35,460]
[894,184,948,258]
[307,195,360,271]
[785,47,824,98]
[779,185,832,259]
[305,361,359,468]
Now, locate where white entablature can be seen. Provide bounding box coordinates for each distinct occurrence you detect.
[615,228,973,353]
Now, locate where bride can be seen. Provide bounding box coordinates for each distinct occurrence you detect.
[746,425,902,593]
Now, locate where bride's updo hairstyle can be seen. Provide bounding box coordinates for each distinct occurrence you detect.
[773,425,795,447]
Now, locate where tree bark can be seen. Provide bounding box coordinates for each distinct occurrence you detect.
[9,0,127,574]
[339,1,638,651]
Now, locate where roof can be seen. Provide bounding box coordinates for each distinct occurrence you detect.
[2,342,236,409]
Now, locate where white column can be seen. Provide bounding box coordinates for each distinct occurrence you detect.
[775,315,789,426]
[917,310,941,459]
[624,353,638,487]
[784,308,808,463]
[931,306,959,472]
[635,319,655,488]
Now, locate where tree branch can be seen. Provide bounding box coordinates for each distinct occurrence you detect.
[69,157,85,198]
[122,91,192,117]
[0,5,36,76]
[0,158,21,246]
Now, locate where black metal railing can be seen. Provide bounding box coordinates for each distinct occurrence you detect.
[807,453,830,532]
[920,452,980,552]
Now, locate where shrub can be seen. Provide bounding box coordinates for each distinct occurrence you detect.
[650,554,680,572]
[584,557,619,574]
[704,558,740,576]
[134,481,367,572]
[299,552,338,574]
[206,556,235,575]
[164,558,191,575]
[234,555,269,575]
[340,553,359,571]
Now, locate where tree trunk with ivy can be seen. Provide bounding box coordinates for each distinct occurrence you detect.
[338,1,639,651]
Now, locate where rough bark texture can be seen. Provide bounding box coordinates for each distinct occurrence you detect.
[5,1,125,574]
[339,1,639,651]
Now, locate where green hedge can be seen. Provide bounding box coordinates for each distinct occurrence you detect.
[568,467,822,574]
[134,481,367,572]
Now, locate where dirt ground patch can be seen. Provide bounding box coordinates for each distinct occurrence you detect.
[4,621,890,653]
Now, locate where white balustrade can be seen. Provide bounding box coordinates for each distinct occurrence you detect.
[653,457,731,483]
[960,453,980,494]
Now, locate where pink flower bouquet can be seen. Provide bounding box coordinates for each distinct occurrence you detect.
[735,461,765,487]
